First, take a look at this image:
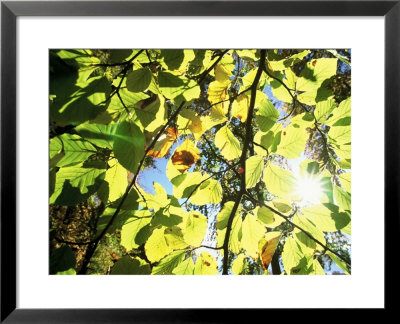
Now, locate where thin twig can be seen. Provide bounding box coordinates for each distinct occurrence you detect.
[244,191,351,267]
[262,64,311,113]
[196,49,229,84]
[78,101,186,274]
[109,50,144,100]
[116,91,132,117]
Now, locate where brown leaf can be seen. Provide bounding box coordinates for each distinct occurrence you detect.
[147,127,178,158]
[260,232,281,270]
[171,139,200,173]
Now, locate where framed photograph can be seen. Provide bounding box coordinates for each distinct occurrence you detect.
[1,0,398,321]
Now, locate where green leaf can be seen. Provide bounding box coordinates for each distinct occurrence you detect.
[293,214,326,251]
[314,99,335,122]
[194,252,218,275]
[172,172,203,199]
[338,172,351,192]
[145,227,172,263]
[75,123,118,149]
[51,76,111,125]
[329,123,351,145]
[326,251,350,275]
[134,95,167,133]
[49,140,65,168]
[184,211,207,247]
[281,237,305,275]
[188,50,212,75]
[164,226,188,250]
[161,49,185,70]
[109,49,133,63]
[56,49,100,67]
[158,72,200,104]
[253,130,274,156]
[263,164,297,198]
[301,203,350,232]
[96,207,137,235]
[293,58,337,105]
[126,67,153,92]
[241,214,266,259]
[104,159,127,202]
[117,187,139,210]
[256,206,275,225]
[216,201,240,230]
[232,253,248,275]
[152,250,186,275]
[334,144,351,162]
[190,178,222,206]
[120,210,152,251]
[50,246,76,275]
[311,259,326,275]
[152,208,183,227]
[297,58,338,91]
[245,155,265,189]
[214,125,241,161]
[236,50,257,61]
[50,134,96,167]
[270,79,293,103]
[255,97,279,132]
[276,124,308,159]
[113,120,145,174]
[268,50,310,71]
[108,88,149,118]
[319,169,334,204]
[299,159,319,178]
[216,202,243,254]
[50,162,106,205]
[140,183,170,212]
[56,268,76,275]
[241,68,266,90]
[272,199,292,213]
[291,112,314,128]
[111,256,151,275]
[326,97,351,126]
[160,49,194,71]
[333,185,351,212]
[261,205,285,228]
[172,257,195,275]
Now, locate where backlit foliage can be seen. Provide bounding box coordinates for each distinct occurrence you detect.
[50,49,351,275]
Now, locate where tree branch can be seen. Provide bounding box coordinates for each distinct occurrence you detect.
[221,50,267,275]
[109,50,144,100]
[244,191,351,267]
[262,64,311,113]
[196,49,229,84]
[78,101,185,274]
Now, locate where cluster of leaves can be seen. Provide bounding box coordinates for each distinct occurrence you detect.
[49,49,351,275]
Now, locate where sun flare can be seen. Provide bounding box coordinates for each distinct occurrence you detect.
[295,176,323,205]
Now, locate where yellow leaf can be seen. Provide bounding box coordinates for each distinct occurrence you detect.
[214,125,241,161]
[231,94,249,122]
[188,115,207,141]
[215,63,232,82]
[208,80,230,116]
[194,252,218,275]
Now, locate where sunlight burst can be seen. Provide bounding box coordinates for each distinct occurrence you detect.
[294,176,323,205]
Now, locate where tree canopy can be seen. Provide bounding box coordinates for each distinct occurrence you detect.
[49,49,351,275]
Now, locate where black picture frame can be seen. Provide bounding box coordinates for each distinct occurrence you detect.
[1,0,398,322]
